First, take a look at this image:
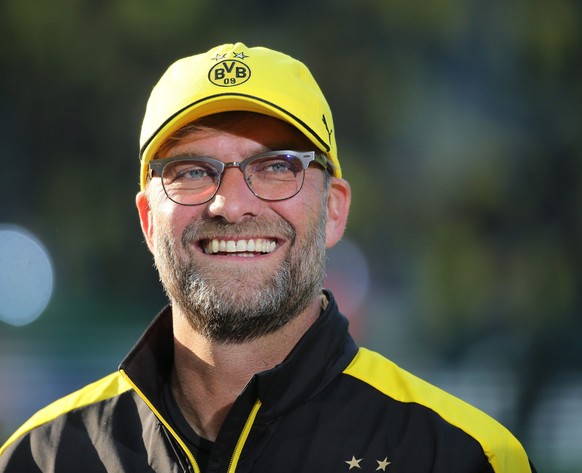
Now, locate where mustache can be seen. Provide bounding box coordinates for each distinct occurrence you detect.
[181,216,296,247]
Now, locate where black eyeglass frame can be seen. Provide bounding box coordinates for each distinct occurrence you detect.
[148,150,333,206]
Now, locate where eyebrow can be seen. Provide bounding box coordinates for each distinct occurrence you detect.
[161,143,313,160]
[264,141,312,151]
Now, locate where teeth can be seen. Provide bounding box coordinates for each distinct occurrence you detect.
[203,238,277,255]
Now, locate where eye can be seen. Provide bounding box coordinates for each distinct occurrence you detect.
[252,156,303,176]
[176,167,207,180]
[165,161,219,184]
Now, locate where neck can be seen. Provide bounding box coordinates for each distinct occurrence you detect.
[170,296,323,441]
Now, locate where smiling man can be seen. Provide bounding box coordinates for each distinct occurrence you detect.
[141,113,339,349]
[0,43,536,473]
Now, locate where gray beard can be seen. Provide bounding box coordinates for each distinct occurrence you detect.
[153,211,327,343]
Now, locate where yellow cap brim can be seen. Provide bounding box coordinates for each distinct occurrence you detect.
[139,95,341,189]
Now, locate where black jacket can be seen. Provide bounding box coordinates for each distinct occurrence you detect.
[0,292,536,472]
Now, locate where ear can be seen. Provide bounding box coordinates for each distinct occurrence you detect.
[136,191,155,253]
[325,178,351,248]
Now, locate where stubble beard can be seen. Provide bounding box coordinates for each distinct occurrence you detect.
[152,210,328,344]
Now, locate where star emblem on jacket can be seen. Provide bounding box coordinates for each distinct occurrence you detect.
[345,455,392,470]
[376,457,391,471]
[345,456,362,469]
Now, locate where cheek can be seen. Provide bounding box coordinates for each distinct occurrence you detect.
[148,198,190,246]
[273,197,325,243]
[147,183,170,209]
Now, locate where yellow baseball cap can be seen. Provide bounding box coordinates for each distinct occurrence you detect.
[139,42,340,189]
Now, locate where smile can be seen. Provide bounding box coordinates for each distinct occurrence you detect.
[202,238,277,256]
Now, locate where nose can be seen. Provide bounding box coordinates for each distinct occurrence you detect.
[207,167,263,222]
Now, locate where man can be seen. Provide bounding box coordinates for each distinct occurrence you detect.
[0,43,536,472]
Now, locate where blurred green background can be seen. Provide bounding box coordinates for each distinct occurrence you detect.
[1,0,581,471]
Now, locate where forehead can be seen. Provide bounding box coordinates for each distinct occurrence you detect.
[157,113,315,158]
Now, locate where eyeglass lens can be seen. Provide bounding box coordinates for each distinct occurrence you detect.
[160,154,307,205]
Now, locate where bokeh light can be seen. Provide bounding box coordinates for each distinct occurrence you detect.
[0,225,54,326]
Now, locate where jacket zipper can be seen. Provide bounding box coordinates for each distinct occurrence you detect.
[121,369,264,473]
[120,369,201,473]
[226,399,262,473]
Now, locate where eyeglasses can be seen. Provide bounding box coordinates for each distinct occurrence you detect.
[148,150,332,206]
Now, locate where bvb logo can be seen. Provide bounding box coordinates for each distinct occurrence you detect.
[208,60,251,87]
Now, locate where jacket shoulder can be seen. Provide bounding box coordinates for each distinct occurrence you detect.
[0,371,132,456]
[343,347,532,473]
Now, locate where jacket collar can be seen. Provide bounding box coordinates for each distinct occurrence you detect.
[253,291,358,419]
[119,290,358,423]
